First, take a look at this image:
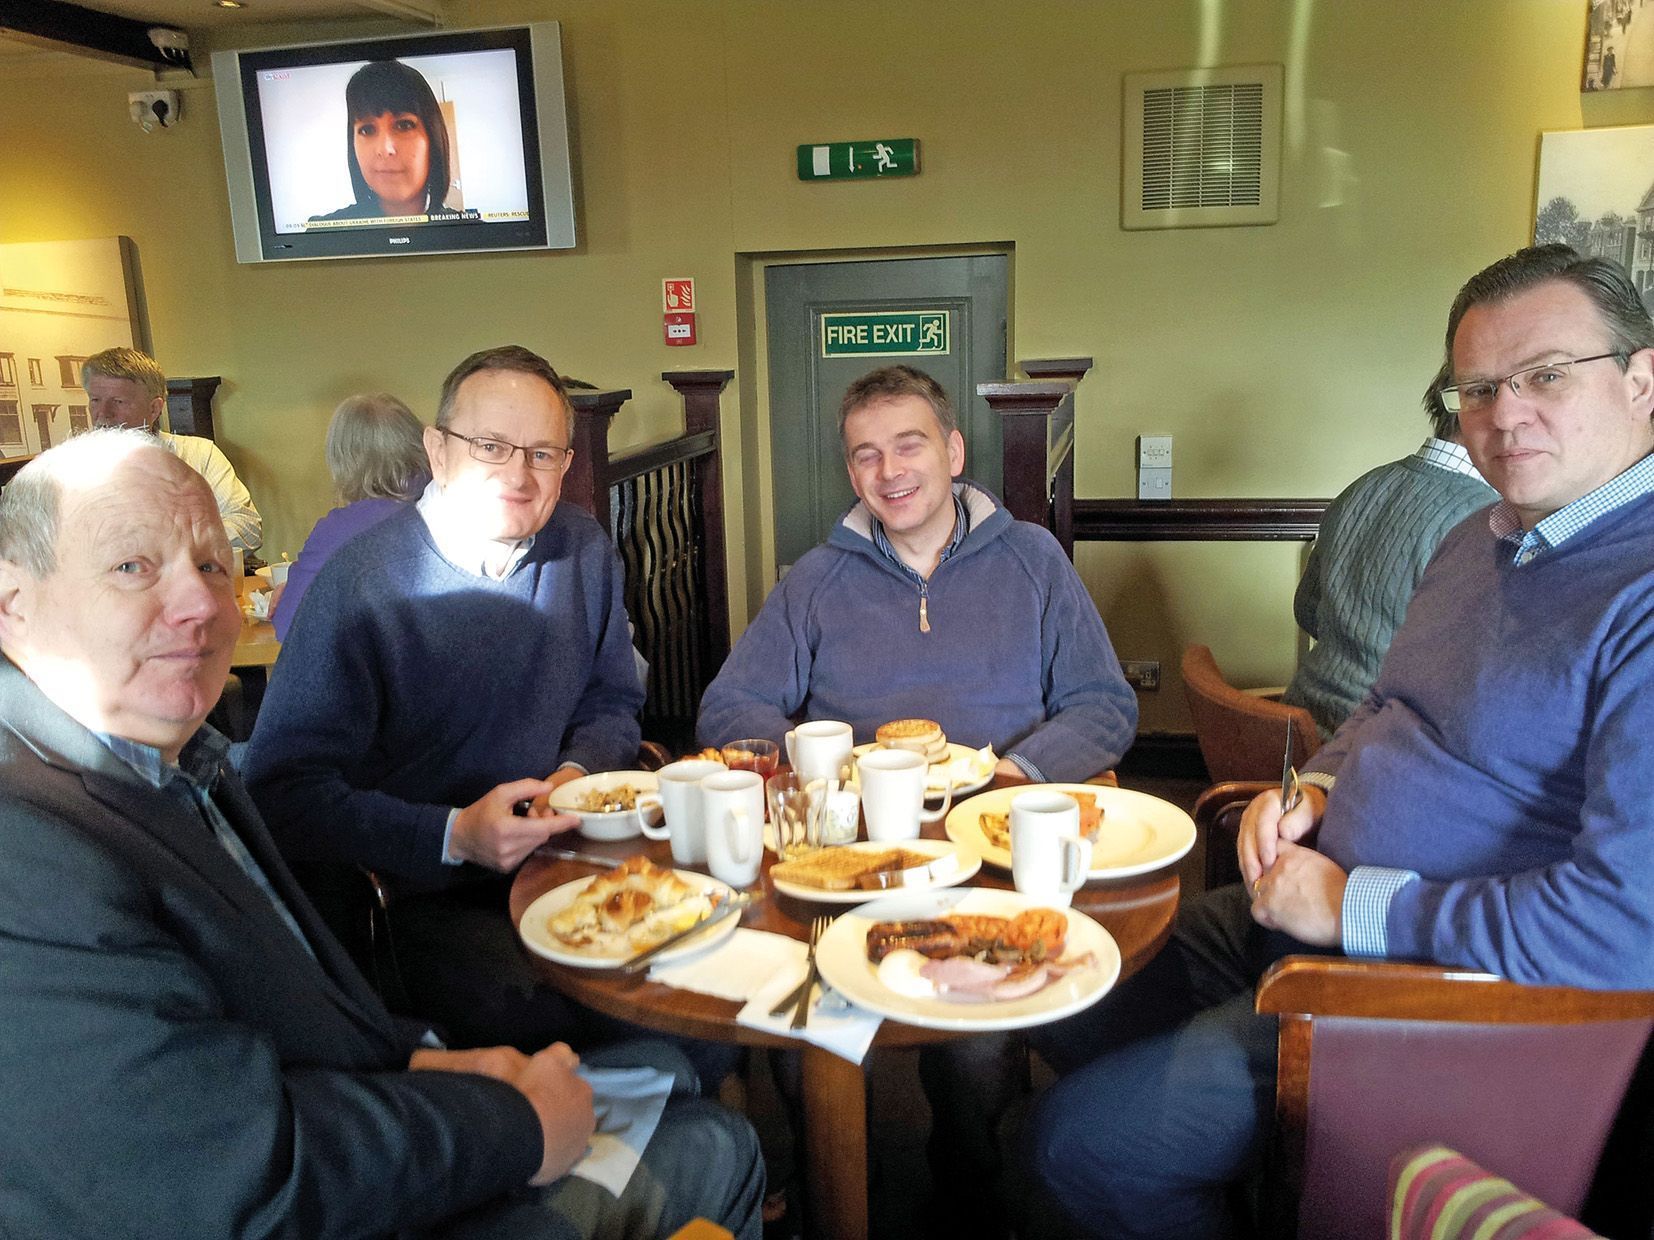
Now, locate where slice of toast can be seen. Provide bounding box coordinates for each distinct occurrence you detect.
[771,847,933,891]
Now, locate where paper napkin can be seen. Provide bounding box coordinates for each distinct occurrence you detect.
[567,1065,675,1198]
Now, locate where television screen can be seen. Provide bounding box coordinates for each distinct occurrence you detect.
[212,23,574,263]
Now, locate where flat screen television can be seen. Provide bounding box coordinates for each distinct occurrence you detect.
[212,22,574,263]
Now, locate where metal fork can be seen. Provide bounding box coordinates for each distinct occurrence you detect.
[790,915,829,1030]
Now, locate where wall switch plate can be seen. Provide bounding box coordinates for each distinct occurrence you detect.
[1120,659,1160,691]
[1137,435,1173,468]
[1137,468,1172,501]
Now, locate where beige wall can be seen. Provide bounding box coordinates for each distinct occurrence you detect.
[2,0,1649,732]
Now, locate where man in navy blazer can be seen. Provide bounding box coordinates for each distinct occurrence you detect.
[0,430,761,1238]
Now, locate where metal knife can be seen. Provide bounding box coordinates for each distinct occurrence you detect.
[855,852,960,890]
[532,846,624,868]
[1280,717,1302,815]
[618,893,754,974]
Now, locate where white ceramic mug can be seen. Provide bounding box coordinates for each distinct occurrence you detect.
[785,719,854,782]
[701,769,765,887]
[856,749,953,842]
[635,758,724,865]
[1009,790,1093,907]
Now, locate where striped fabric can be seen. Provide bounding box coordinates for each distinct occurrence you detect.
[1388,1145,1601,1240]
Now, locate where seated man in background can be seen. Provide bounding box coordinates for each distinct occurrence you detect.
[1022,244,1654,1239]
[82,346,263,551]
[0,430,761,1239]
[697,364,1137,783]
[245,345,649,1055]
[1280,367,1494,740]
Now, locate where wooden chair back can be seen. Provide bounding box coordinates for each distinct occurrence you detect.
[1181,644,1319,785]
[1192,779,1270,890]
[1256,956,1654,1240]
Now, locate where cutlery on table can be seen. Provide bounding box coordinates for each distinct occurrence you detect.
[767,916,830,1018]
[618,892,758,975]
[790,915,830,1029]
[532,846,623,868]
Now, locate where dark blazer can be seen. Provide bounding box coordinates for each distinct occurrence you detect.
[0,658,541,1239]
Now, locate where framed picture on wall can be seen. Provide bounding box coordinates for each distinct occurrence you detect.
[1583,0,1654,90]
[1535,124,1654,308]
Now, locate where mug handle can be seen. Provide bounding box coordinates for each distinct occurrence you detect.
[918,775,956,824]
[727,806,754,864]
[784,728,799,770]
[1060,835,1094,891]
[635,793,670,840]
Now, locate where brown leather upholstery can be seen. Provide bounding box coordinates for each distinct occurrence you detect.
[1257,957,1654,1240]
[1181,644,1320,787]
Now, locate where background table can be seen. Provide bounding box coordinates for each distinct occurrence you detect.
[509,781,1181,1240]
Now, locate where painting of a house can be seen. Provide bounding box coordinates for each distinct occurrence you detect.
[1536,125,1654,306]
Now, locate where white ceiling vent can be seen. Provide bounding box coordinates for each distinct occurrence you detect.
[1123,64,1282,230]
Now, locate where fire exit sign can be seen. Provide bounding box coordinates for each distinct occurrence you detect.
[797,138,919,181]
[820,310,950,357]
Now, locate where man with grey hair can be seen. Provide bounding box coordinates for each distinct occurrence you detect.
[0,429,762,1238]
[1024,243,1654,1238]
[245,345,652,1058]
[1279,367,1496,741]
[82,346,263,551]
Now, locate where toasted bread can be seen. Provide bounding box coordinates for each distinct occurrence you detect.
[772,847,934,891]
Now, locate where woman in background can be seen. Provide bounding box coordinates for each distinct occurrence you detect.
[272,393,429,639]
[310,60,451,222]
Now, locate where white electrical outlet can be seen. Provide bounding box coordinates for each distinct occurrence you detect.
[1137,435,1173,500]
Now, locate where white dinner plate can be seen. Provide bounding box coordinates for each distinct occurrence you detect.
[944,784,1196,880]
[517,869,737,969]
[814,887,1120,1032]
[769,838,982,904]
[548,770,659,841]
[850,742,997,798]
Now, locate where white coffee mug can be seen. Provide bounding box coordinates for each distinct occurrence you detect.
[1009,790,1093,907]
[635,758,724,865]
[785,719,854,782]
[701,769,765,887]
[857,748,952,842]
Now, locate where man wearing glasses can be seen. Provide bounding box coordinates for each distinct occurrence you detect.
[1023,245,1654,1239]
[245,345,646,1054]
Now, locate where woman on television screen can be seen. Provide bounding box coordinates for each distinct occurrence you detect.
[309,60,451,223]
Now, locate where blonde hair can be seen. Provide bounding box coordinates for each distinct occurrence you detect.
[81,347,166,401]
[324,393,430,503]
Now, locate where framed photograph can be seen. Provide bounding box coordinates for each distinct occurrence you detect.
[1584,0,1654,90]
[1535,125,1654,306]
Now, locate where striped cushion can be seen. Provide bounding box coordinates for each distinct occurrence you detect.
[1388,1145,1601,1240]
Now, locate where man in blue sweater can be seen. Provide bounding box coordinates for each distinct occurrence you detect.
[1023,244,1654,1239]
[697,364,1137,783]
[1280,368,1495,740]
[245,345,646,1053]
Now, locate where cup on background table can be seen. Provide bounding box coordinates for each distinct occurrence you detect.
[721,739,780,778]
[231,547,245,598]
[766,770,826,860]
[701,769,765,887]
[1009,790,1093,907]
[856,748,953,841]
[784,720,854,783]
[635,758,724,865]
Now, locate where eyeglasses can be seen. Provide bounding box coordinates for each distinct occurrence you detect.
[437,427,569,470]
[1439,352,1623,414]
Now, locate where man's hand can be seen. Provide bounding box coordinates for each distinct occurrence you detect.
[993,759,1032,784]
[450,778,579,872]
[546,766,586,790]
[1237,783,1326,888]
[410,1043,595,1185]
[1248,840,1347,946]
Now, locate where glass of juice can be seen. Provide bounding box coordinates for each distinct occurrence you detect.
[721,739,780,778]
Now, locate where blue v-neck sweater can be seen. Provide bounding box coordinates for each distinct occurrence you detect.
[1311,491,1654,988]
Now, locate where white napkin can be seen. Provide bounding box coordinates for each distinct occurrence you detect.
[734,942,883,1065]
[566,1065,675,1198]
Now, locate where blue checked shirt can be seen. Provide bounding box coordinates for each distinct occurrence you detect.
[1339,449,1654,958]
[96,729,317,960]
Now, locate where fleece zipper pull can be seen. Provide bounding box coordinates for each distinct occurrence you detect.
[919,583,931,633]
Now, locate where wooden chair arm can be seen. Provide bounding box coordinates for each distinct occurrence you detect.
[638,740,672,771]
[1257,955,1654,1024]
[1192,780,1273,832]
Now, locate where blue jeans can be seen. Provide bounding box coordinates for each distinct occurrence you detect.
[1018,885,1327,1240]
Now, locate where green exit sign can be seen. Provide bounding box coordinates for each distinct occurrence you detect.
[821,310,950,357]
[797,138,919,181]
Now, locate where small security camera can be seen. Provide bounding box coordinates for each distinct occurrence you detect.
[147,27,190,64]
[128,90,180,133]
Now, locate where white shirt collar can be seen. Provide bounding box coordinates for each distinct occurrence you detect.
[415,479,535,579]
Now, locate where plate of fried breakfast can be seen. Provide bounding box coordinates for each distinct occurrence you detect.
[850,719,997,798]
[518,855,738,968]
[944,784,1196,880]
[547,770,659,841]
[814,887,1120,1031]
[769,839,981,904]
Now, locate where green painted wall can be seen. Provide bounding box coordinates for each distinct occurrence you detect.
[2,0,1650,733]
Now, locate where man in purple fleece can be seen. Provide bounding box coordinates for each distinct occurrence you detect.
[1023,245,1654,1240]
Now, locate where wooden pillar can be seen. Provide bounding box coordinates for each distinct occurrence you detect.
[662,369,734,666]
[564,388,633,536]
[165,376,222,440]
[977,380,1075,557]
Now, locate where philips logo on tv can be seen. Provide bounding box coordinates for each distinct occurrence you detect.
[388,237,411,245]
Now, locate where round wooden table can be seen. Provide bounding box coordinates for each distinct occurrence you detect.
[509,789,1181,1240]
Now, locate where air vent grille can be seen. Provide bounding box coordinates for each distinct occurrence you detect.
[1123,65,1281,230]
